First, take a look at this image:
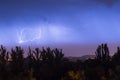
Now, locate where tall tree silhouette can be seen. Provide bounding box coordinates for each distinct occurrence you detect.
[11,46,24,75]
[54,48,64,64]
[27,47,34,69]
[95,44,110,75]
[112,47,120,64]
[31,47,41,80]
[29,47,65,80]
[0,45,9,63]
[95,44,110,62]
[112,47,120,80]
[0,45,9,80]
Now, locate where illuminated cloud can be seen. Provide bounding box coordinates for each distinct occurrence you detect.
[15,23,76,44]
[48,25,73,42]
[17,28,42,44]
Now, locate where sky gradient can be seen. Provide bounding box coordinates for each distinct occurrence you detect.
[0,0,120,56]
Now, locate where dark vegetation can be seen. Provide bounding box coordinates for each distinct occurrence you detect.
[0,44,120,80]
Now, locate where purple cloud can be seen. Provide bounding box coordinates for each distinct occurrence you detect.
[95,0,119,8]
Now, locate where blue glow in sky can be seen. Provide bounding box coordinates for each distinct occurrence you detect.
[0,0,120,56]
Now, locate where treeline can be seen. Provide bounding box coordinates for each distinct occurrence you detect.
[0,44,120,80]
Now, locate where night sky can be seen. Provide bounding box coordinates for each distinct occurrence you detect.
[0,0,120,56]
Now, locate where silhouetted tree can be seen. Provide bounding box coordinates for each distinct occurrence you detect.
[54,48,64,64]
[0,45,10,80]
[0,45,8,63]
[11,46,24,75]
[95,44,110,62]
[27,47,34,69]
[95,44,110,76]
[111,47,120,79]
[44,47,54,64]
[28,47,41,80]
[112,47,120,65]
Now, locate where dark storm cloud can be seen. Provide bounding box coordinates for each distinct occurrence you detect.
[0,0,119,29]
[0,0,119,27]
[95,0,119,8]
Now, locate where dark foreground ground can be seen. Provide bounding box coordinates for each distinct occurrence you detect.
[0,44,120,80]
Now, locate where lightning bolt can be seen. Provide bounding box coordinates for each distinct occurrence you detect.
[17,28,42,44]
